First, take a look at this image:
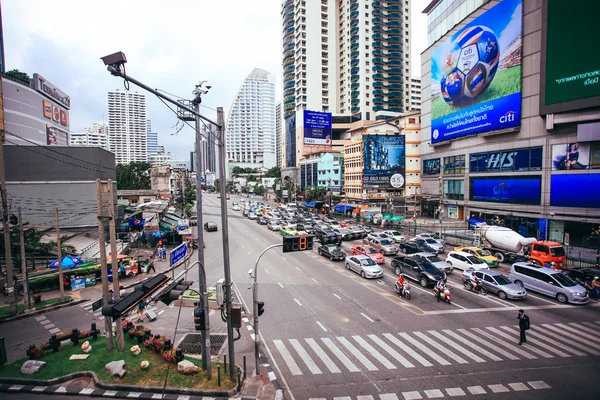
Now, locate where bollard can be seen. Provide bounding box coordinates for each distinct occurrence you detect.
[175,348,184,363]
[50,335,59,353]
[237,367,242,391]
[0,337,6,366]
[71,329,80,345]
[224,354,227,374]
[217,366,221,387]
[243,355,247,380]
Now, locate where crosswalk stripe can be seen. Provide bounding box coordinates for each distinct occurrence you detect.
[485,327,553,358]
[580,321,600,333]
[412,332,468,364]
[379,394,399,400]
[557,323,600,345]
[353,335,396,370]
[524,329,588,356]
[398,332,451,366]
[542,324,600,352]
[357,396,375,400]
[368,334,415,368]
[497,326,570,358]
[469,328,534,359]
[570,322,599,337]
[333,397,351,400]
[337,337,378,371]
[273,340,302,375]
[383,333,433,367]
[305,338,340,374]
[442,329,503,361]
[289,339,322,374]
[321,338,360,372]
[427,330,485,363]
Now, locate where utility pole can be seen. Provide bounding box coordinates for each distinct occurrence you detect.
[107,180,124,351]
[0,129,16,314]
[217,107,236,381]
[18,207,30,310]
[180,172,186,217]
[56,208,64,301]
[96,179,114,350]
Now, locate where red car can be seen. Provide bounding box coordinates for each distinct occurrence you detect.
[351,244,385,264]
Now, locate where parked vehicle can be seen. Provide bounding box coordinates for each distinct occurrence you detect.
[232,204,241,211]
[351,245,385,264]
[415,233,445,245]
[446,251,489,271]
[433,284,451,304]
[454,246,499,267]
[383,230,406,243]
[408,252,453,274]
[318,244,346,261]
[461,269,527,300]
[364,237,399,255]
[296,223,315,234]
[345,255,384,279]
[509,262,588,304]
[391,256,446,287]
[189,216,198,226]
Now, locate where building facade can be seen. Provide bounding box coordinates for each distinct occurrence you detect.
[420,0,600,247]
[409,77,422,112]
[146,119,164,160]
[317,152,344,195]
[108,90,147,164]
[70,122,109,149]
[226,68,276,177]
[276,101,283,167]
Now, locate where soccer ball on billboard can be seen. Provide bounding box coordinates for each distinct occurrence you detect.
[440,26,500,106]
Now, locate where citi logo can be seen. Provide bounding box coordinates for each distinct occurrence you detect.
[500,111,515,124]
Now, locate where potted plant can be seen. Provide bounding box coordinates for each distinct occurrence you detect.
[128,328,136,339]
[32,290,42,304]
[135,327,146,344]
[162,349,177,364]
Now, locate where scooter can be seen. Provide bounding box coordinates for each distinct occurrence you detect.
[394,281,411,300]
[464,279,487,295]
[433,285,451,304]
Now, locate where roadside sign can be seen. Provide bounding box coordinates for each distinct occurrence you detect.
[564,233,570,246]
[170,243,188,267]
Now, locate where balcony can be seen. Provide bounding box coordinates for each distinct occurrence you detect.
[351,50,360,58]
[351,90,360,97]
[350,26,359,35]
[351,66,360,74]
[351,42,359,50]
[284,94,295,104]
[283,57,294,67]
[373,97,384,104]
[350,2,359,11]
[387,91,403,97]
[373,26,402,35]
[283,3,293,15]
[351,74,360,82]
[284,65,294,74]
[351,58,359,66]
[351,82,360,89]
[283,19,294,30]
[350,10,359,18]
[372,57,384,64]
[373,89,384,95]
[351,98,360,105]
[351,34,360,42]
[283,10,294,24]
[284,49,294,58]
[284,79,295,89]
[284,27,294,36]
[350,18,359,27]
[284,72,294,81]
[284,87,295,96]
[284,42,294,51]
[351,106,360,113]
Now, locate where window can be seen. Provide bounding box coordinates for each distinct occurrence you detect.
[444,180,464,200]
[444,155,466,174]
[484,274,495,283]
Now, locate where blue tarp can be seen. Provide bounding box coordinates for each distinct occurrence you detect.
[303,201,317,208]
[334,204,354,212]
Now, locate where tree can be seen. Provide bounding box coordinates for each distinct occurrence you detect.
[247,174,257,182]
[5,69,31,84]
[255,185,265,196]
[115,162,151,190]
[265,166,281,178]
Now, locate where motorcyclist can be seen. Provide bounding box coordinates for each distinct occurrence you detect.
[435,278,446,302]
[397,273,407,295]
[470,271,482,292]
[592,277,600,301]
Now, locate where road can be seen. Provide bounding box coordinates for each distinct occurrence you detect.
[213,194,600,400]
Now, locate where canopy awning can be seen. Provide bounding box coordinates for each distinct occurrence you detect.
[334,204,355,212]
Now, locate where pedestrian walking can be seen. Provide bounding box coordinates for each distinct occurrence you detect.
[517,309,530,345]
[147,255,156,274]
[136,300,146,322]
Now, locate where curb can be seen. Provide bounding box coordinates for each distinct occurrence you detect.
[0,299,86,324]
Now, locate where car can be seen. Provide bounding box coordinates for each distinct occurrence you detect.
[296,223,315,234]
[411,237,445,254]
[204,222,218,232]
[367,232,388,241]
[189,216,198,226]
[454,246,500,267]
[267,221,283,231]
[248,213,258,220]
[446,251,489,271]
[318,244,346,261]
[566,267,600,285]
[351,245,385,264]
[461,269,527,300]
[333,227,357,241]
[232,204,241,211]
[348,225,367,239]
[509,262,588,304]
[391,256,446,287]
[415,233,445,245]
[364,237,399,255]
[345,255,384,279]
[357,224,374,234]
[280,225,299,236]
[383,230,406,243]
[257,216,268,225]
[400,241,434,254]
[408,252,454,274]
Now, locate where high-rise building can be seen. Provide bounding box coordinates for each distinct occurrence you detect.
[190,123,218,176]
[226,68,276,177]
[409,78,421,112]
[70,122,109,149]
[108,90,147,164]
[276,102,283,167]
[146,120,164,160]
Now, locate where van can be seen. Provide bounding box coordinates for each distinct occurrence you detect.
[509,262,589,304]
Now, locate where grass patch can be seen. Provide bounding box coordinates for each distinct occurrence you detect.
[0,296,71,317]
[182,289,216,301]
[0,337,236,390]
[432,66,522,120]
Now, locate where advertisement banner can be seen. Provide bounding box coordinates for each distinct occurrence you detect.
[470,147,542,173]
[60,110,68,126]
[470,176,541,205]
[430,0,522,144]
[423,159,440,175]
[362,135,405,188]
[448,205,459,219]
[551,143,590,170]
[591,142,600,169]
[303,110,332,146]
[71,278,86,291]
[46,125,68,146]
[550,174,600,208]
[32,73,71,109]
[43,100,52,119]
[52,105,60,122]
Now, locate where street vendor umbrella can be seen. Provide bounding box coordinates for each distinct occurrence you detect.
[49,256,83,269]
[107,253,128,262]
[154,231,167,238]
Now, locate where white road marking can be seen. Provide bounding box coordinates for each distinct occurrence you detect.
[445,387,466,396]
[423,389,444,398]
[39,320,51,325]
[289,339,322,374]
[333,397,351,400]
[34,316,46,321]
[442,329,502,361]
[525,329,587,356]
[402,391,422,400]
[157,310,165,315]
[248,252,251,255]
[380,394,399,400]
[578,322,600,336]
[556,323,600,345]
[353,335,396,370]
[31,387,47,392]
[311,278,319,283]
[282,256,287,261]
[471,327,536,359]
[278,282,284,288]
[412,331,468,364]
[316,321,328,332]
[264,269,271,275]
[295,266,301,271]
[398,332,450,366]
[457,328,520,361]
[422,303,579,315]
[383,333,433,367]
[44,323,56,329]
[241,244,245,248]
[305,338,340,373]
[467,386,486,395]
[337,336,378,371]
[508,382,530,391]
[333,293,342,300]
[294,298,302,306]
[48,328,61,334]
[490,327,553,358]
[321,338,359,372]
[528,381,551,390]
[427,330,485,362]
[488,384,509,393]
[361,312,375,323]
[273,340,302,375]
[357,396,375,400]
[497,326,570,357]
[368,334,414,368]
[542,324,600,352]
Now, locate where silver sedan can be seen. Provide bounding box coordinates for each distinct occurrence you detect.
[345,255,383,279]
[462,269,527,300]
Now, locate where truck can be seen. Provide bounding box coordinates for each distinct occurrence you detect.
[474,224,566,267]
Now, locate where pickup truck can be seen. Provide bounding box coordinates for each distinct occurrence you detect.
[391,256,447,287]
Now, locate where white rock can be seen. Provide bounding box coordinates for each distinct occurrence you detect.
[105,360,126,378]
[21,360,46,375]
[177,359,199,375]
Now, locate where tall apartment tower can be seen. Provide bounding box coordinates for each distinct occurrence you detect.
[107,90,147,164]
[276,101,283,167]
[225,68,276,177]
[70,122,109,149]
[146,120,164,160]
[409,77,421,112]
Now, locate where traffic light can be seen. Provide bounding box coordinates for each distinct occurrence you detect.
[258,301,265,316]
[160,277,193,305]
[282,235,315,253]
[193,305,205,331]
[101,273,169,321]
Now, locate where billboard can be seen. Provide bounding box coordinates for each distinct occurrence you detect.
[470,176,541,205]
[362,134,405,189]
[46,125,68,146]
[540,1,600,114]
[32,73,70,109]
[470,147,543,173]
[303,110,332,146]
[551,143,590,170]
[430,0,522,144]
[550,174,600,208]
[43,100,52,119]
[423,158,440,175]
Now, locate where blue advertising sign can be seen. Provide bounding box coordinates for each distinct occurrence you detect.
[550,174,600,208]
[71,278,86,291]
[423,158,441,175]
[470,147,543,173]
[538,218,547,241]
[430,0,523,144]
[470,176,541,205]
[362,135,406,189]
[303,110,332,146]
[170,243,188,267]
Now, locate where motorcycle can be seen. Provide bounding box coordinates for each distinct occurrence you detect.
[394,281,411,300]
[464,279,488,295]
[433,285,451,304]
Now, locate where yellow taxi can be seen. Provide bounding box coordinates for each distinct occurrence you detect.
[453,246,500,267]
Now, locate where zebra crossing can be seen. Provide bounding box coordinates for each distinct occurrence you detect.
[272,321,600,376]
[79,300,102,317]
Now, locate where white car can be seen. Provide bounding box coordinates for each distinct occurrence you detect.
[446,251,489,271]
[232,204,241,211]
[366,232,388,241]
[383,230,406,243]
[345,255,384,279]
[267,221,282,231]
[248,213,258,220]
[415,233,445,245]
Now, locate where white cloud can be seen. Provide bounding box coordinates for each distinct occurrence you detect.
[498,2,523,51]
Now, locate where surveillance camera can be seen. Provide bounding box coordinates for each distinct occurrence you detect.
[205,84,212,90]
[248,269,253,276]
[100,51,127,66]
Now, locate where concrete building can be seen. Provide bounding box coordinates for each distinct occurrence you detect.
[190,123,218,176]
[276,101,283,167]
[149,151,173,166]
[70,122,109,149]
[146,120,164,160]
[150,165,172,194]
[226,68,276,177]
[409,78,422,112]
[108,90,147,164]
[419,0,600,247]
[2,73,70,146]
[317,153,344,195]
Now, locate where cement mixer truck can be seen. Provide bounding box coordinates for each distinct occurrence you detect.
[474,225,566,267]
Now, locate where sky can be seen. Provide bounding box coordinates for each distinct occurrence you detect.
[2,0,428,161]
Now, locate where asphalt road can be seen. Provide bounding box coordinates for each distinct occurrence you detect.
[209,194,600,400]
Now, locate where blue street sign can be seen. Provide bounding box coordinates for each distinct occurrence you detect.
[200,177,205,182]
[170,243,188,267]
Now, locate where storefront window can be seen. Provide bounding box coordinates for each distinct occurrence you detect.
[444,155,466,174]
[444,179,464,200]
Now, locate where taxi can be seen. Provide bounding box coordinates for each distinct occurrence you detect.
[350,244,385,264]
[454,246,500,267]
